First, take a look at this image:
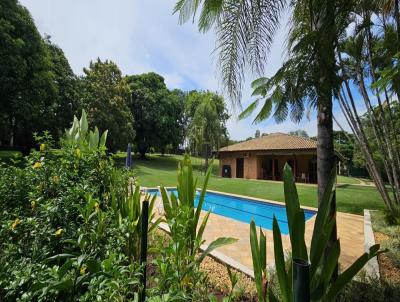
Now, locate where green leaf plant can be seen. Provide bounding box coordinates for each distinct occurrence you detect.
[110,169,161,264]
[158,154,237,292]
[251,163,385,302]
[64,109,108,151]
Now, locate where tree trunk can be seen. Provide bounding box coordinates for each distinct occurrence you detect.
[313,0,337,279]
[138,144,147,160]
[204,144,209,174]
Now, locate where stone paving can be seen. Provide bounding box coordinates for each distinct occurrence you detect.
[153,189,364,274]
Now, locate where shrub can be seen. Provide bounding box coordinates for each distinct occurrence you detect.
[0,113,144,301]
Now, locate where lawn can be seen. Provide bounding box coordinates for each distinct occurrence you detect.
[114,153,386,215]
[0,150,22,158]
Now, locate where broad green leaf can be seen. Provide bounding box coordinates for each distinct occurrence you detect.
[194,162,212,238]
[325,244,384,300]
[291,209,307,260]
[310,217,336,280]
[259,227,266,271]
[99,130,108,147]
[196,211,210,243]
[272,217,290,302]
[320,240,340,288]
[250,220,264,302]
[160,187,172,220]
[310,167,337,261]
[197,237,238,264]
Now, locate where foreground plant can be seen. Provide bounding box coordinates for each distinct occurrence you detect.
[110,169,161,263]
[251,164,385,301]
[156,155,237,297]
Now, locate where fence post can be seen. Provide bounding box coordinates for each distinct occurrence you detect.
[140,199,149,302]
[293,258,310,302]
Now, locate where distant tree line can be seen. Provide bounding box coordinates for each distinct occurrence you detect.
[0,0,229,158]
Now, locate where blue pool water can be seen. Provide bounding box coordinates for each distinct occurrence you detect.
[146,188,315,234]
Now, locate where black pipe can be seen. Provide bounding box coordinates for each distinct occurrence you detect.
[293,258,310,302]
[140,200,149,302]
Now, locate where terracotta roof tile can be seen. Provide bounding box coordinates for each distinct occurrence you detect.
[219,133,317,152]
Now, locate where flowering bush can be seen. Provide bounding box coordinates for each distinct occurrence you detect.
[0,116,142,301]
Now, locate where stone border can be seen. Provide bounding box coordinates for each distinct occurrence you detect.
[364,209,380,279]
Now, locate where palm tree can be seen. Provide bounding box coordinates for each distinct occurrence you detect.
[174,0,353,274]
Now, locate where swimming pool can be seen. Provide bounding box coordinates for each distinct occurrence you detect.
[146,188,316,234]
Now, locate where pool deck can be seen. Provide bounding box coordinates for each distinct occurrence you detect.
[151,187,364,275]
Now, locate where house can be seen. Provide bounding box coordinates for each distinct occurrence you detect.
[218,132,338,183]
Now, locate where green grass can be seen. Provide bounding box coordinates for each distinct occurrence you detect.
[114,153,386,215]
[337,175,362,184]
[0,150,22,158]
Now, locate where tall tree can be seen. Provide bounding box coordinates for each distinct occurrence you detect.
[126,72,185,158]
[188,96,223,171]
[173,0,353,278]
[335,1,400,214]
[44,37,81,142]
[0,0,57,150]
[80,59,135,152]
[184,90,229,151]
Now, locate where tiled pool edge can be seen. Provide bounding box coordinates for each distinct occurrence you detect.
[363,209,380,279]
[156,220,256,278]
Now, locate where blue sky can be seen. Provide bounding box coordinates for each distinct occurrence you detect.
[20,0,354,140]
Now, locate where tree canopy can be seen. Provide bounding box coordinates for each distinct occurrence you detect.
[0,0,57,149]
[187,92,227,170]
[126,72,185,158]
[80,59,135,152]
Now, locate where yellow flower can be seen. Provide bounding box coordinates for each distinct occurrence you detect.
[11,218,21,230]
[75,148,81,158]
[55,228,63,236]
[80,265,87,276]
[31,200,36,209]
[94,202,100,211]
[40,144,46,151]
[52,175,60,184]
[33,162,42,169]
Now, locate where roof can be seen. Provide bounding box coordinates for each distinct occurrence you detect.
[219,133,317,152]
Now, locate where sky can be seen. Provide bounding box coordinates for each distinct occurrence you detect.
[20,0,353,140]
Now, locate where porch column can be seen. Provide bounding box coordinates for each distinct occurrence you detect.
[272,157,275,180]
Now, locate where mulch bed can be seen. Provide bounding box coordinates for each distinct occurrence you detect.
[374,232,400,283]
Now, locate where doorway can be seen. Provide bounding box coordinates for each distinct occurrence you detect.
[236,158,244,178]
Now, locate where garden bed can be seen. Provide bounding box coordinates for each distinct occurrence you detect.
[371,211,400,283]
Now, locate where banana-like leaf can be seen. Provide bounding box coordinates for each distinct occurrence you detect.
[272,217,291,302]
[93,126,99,147]
[99,130,108,147]
[80,109,88,136]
